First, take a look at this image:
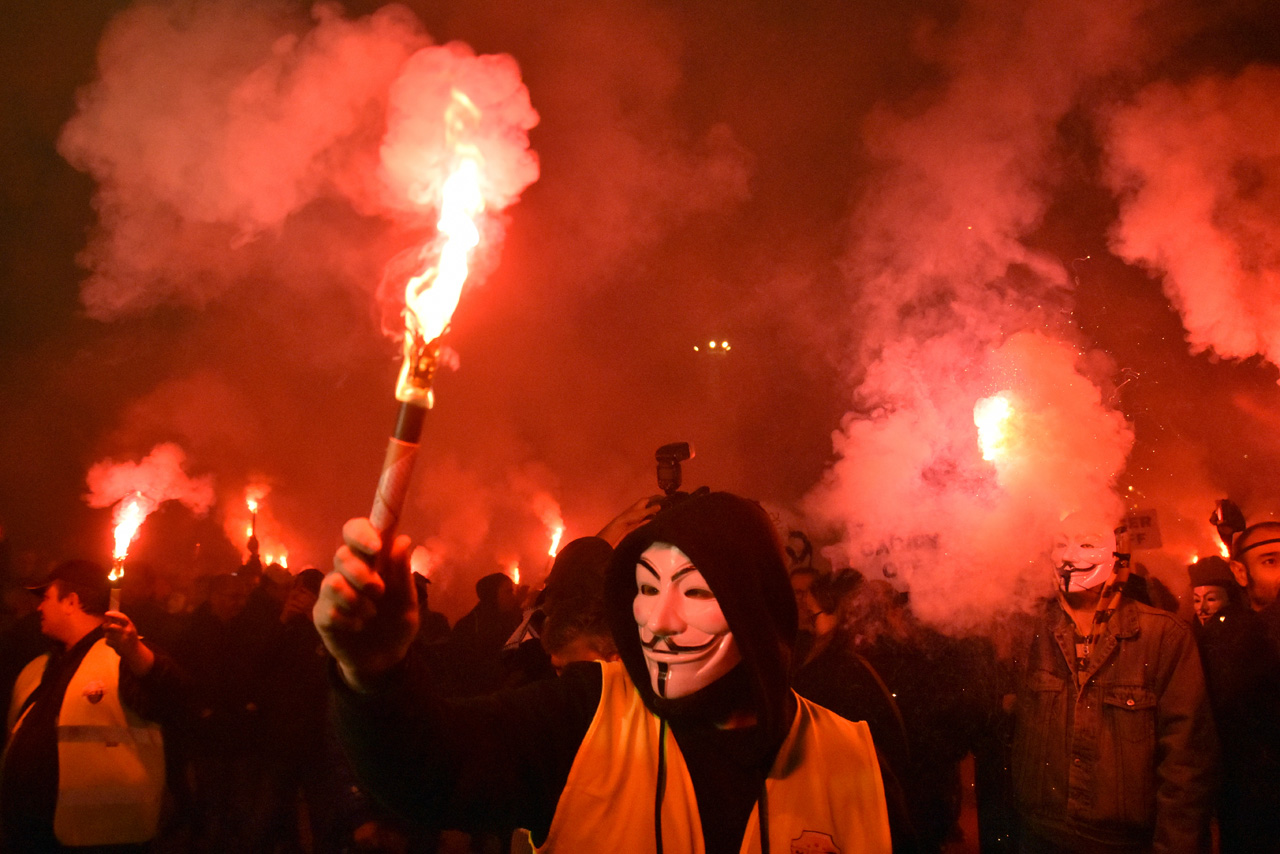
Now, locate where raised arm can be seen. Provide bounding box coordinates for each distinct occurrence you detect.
[316,518,601,840]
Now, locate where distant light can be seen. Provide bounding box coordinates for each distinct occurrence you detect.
[709,341,717,349]
[693,345,699,352]
[721,341,729,349]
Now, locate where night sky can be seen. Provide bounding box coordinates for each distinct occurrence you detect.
[3,0,1279,624]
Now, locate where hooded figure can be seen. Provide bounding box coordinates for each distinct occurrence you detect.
[323,491,892,854]
[604,492,799,748]
[544,492,891,853]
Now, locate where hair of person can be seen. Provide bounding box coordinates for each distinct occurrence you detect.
[1233,520,1280,560]
[541,597,617,658]
[475,572,513,606]
[810,567,864,615]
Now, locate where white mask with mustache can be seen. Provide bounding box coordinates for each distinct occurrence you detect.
[632,542,741,699]
[1051,515,1117,593]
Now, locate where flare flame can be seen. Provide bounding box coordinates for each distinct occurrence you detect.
[974,394,1015,462]
[394,91,486,407]
[111,493,156,582]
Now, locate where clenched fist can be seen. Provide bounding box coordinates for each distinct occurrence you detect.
[314,518,419,692]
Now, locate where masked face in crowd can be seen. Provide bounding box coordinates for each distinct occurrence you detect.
[1050,514,1116,593]
[1192,585,1230,624]
[633,542,741,699]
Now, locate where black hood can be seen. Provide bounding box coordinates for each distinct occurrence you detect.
[604,491,798,745]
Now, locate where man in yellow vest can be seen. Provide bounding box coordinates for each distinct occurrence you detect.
[316,491,893,854]
[2,559,185,852]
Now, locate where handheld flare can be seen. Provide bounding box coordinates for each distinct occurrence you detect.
[369,90,486,543]
[110,492,153,611]
[545,524,565,573]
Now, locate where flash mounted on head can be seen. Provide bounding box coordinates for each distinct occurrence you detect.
[654,442,710,511]
[656,442,693,496]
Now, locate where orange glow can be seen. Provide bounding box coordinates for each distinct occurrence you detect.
[410,545,438,579]
[263,551,289,569]
[1219,541,1231,559]
[395,91,486,406]
[245,484,268,514]
[511,564,521,586]
[548,525,565,557]
[974,394,1014,462]
[111,493,156,582]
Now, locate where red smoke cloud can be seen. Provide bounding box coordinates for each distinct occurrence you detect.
[806,0,1149,631]
[85,442,215,516]
[57,0,538,320]
[1104,65,1280,369]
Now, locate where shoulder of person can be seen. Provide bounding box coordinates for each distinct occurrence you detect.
[1125,598,1194,637]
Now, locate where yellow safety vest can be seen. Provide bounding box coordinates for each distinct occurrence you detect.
[536,660,891,854]
[6,638,166,846]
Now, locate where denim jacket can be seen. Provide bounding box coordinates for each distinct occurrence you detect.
[1011,598,1217,853]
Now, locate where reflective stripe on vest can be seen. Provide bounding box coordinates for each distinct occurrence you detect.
[56,724,164,746]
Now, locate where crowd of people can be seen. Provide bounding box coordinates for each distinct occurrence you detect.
[3,493,1280,853]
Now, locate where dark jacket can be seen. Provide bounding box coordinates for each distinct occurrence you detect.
[1194,605,1280,851]
[1011,597,1216,853]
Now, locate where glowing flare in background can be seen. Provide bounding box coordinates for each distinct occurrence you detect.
[510,563,521,586]
[410,545,439,579]
[111,492,156,580]
[262,551,289,569]
[239,483,291,567]
[548,524,565,557]
[974,394,1014,462]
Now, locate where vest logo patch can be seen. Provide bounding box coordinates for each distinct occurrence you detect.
[790,830,841,854]
[82,681,105,704]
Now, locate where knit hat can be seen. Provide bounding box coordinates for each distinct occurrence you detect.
[543,536,613,608]
[604,491,796,746]
[1187,556,1235,590]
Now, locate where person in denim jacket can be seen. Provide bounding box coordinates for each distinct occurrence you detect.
[1010,513,1217,854]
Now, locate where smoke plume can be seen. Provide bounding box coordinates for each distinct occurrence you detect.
[58,0,538,320]
[1104,64,1280,369]
[85,442,216,515]
[806,0,1147,632]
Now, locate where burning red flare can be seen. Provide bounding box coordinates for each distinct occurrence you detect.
[394,92,486,407]
[974,393,1015,462]
[111,492,156,582]
[548,524,565,557]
